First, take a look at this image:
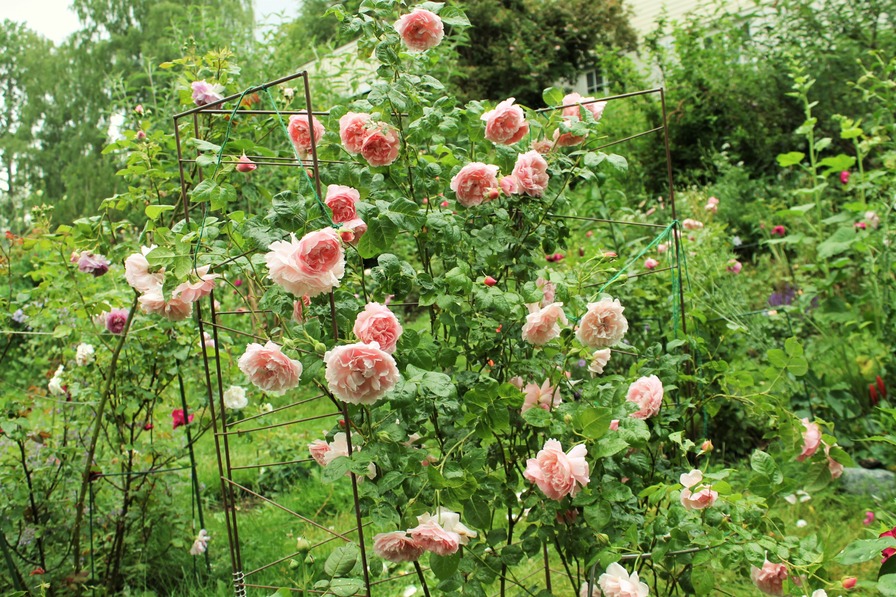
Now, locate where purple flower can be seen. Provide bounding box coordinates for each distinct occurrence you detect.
[77,251,110,277]
[105,309,129,335]
[191,80,225,106]
[768,284,797,307]
[12,309,27,324]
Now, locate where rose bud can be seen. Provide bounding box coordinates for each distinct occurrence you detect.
[236,153,257,173]
[136,130,146,140]
[484,276,497,287]
[842,577,857,589]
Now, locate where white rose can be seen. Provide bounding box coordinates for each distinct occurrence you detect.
[223,386,248,410]
[48,365,66,396]
[75,343,95,366]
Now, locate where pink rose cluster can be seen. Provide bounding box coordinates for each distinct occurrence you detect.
[521,302,568,345]
[338,112,401,167]
[678,469,718,510]
[524,438,590,500]
[394,8,444,52]
[265,229,346,298]
[374,507,476,562]
[287,112,325,158]
[125,245,220,321]
[238,341,303,393]
[555,92,606,147]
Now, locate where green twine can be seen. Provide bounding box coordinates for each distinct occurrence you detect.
[595,221,676,297]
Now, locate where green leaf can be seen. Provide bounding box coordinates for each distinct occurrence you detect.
[190,179,218,203]
[542,87,564,107]
[574,406,612,440]
[784,337,803,357]
[691,566,715,595]
[591,436,629,459]
[836,538,894,565]
[817,227,857,259]
[357,216,398,259]
[463,499,491,529]
[329,578,364,596]
[879,574,896,597]
[324,544,359,577]
[584,501,612,530]
[819,154,856,172]
[606,154,628,172]
[190,138,222,153]
[438,5,471,27]
[430,552,460,579]
[145,204,175,221]
[776,151,805,167]
[521,407,552,427]
[750,450,782,485]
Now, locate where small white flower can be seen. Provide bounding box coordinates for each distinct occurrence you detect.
[402,586,417,597]
[796,519,808,528]
[190,529,210,555]
[261,402,273,413]
[48,365,66,396]
[75,343,95,366]
[784,494,798,505]
[223,386,248,410]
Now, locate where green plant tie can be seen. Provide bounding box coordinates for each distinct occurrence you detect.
[595,220,676,297]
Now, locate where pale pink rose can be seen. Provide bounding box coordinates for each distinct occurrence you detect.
[353,303,403,353]
[701,440,714,452]
[536,277,556,306]
[521,302,568,345]
[325,185,360,223]
[324,342,399,405]
[865,210,880,229]
[373,531,425,562]
[419,508,476,545]
[679,469,703,488]
[265,229,346,298]
[339,112,372,154]
[579,582,602,597]
[750,560,788,596]
[704,196,719,213]
[522,380,561,413]
[680,487,718,510]
[394,8,444,52]
[138,289,193,321]
[308,440,330,466]
[173,265,220,303]
[657,243,668,254]
[824,444,843,479]
[524,438,590,500]
[407,519,459,556]
[125,245,164,293]
[237,341,303,393]
[511,151,549,197]
[576,298,628,348]
[796,418,822,462]
[561,92,606,121]
[499,175,520,196]
[339,218,367,245]
[727,259,742,274]
[450,163,501,207]
[588,349,612,375]
[508,376,525,390]
[609,419,619,431]
[599,562,648,597]
[360,125,400,167]
[682,218,704,231]
[553,126,586,148]
[191,80,224,106]
[626,375,663,419]
[322,432,351,465]
[287,112,325,158]
[644,258,659,270]
[482,98,529,145]
[532,139,554,154]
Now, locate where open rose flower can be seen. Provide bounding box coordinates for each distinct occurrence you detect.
[511,150,550,196]
[138,289,193,321]
[599,562,648,597]
[191,80,224,106]
[325,185,360,223]
[223,386,248,410]
[521,302,568,345]
[105,309,130,334]
[562,92,607,121]
[450,162,501,207]
[524,438,590,500]
[353,303,403,354]
[308,432,375,479]
[626,375,663,419]
[339,218,367,245]
[173,265,220,303]
[324,342,399,405]
[360,124,401,167]
[522,380,561,413]
[796,418,822,461]
[407,518,459,557]
[579,582,602,597]
[76,251,109,277]
[751,560,788,595]
[308,440,331,466]
[339,112,372,154]
[172,409,194,429]
[125,245,164,293]
[373,531,425,562]
[576,298,628,348]
[265,229,346,298]
[75,343,95,366]
[499,175,520,196]
[680,486,718,510]
[682,218,704,231]
[588,349,612,375]
[238,341,303,393]
[482,98,529,145]
[287,112,325,157]
[394,8,444,52]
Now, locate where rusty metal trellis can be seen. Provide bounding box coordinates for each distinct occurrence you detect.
[173,72,685,596]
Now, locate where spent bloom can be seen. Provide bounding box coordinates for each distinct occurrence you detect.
[588,349,612,376]
[172,409,195,429]
[521,380,561,413]
[191,81,224,106]
[682,219,704,231]
[524,438,590,500]
[626,375,664,419]
[105,309,130,335]
[598,562,649,597]
[75,343,95,366]
[771,225,787,237]
[138,289,193,321]
[394,8,444,51]
[727,259,742,274]
[522,302,568,345]
[408,508,476,557]
[189,529,210,555]
[576,298,628,348]
[679,469,719,510]
[704,196,719,213]
[238,341,303,393]
[482,98,529,145]
[865,211,880,229]
[373,532,425,563]
[76,251,109,277]
[750,560,788,595]
[48,365,66,397]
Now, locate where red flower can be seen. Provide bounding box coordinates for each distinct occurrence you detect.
[30,567,45,576]
[172,409,194,429]
[877,375,887,398]
[771,225,787,237]
[484,276,497,287]
[870,384,880,406]
[881,526,896,563]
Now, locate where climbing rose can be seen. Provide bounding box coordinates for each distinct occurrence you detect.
[450,162,501,207]
[325,185,360,223]
[287,112,325,157]
[223,386,248,410]
[626,375,664,419]
[599,562,649,597]
[576,298,628,348]
[796,418,822,461]
[499,175,521,195]
[561,92,606,121]
[482,98,529,145]
[644,258,658,270]
[138,289,193,321]
[360,124,400,167]
[191,80,224,106]
[511,151,550,196]
[265,229,346,298]
[124,246,164,293]
[173,265,220,303]
[521,302,568,345]
[324,342,399,405]
[76,252,109,277]
[579,582,602,597]
[588,349,612,375]
[750,560,788,595]
[521,380,561,413]
[105,309,130,334]
[353,303,403,354]
[394,8,444,52]
[682,218,704,231]
[407,519,459,557]
[75,343,95,366]
[680,487,718,510]
[339,112,372,154]
[172,409,194,429]
[308,440,331,466]
[238,341,303,393]
[524,438,590,500]
[373,532,425,562]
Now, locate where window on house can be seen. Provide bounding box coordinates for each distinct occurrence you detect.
[584,67,608,95]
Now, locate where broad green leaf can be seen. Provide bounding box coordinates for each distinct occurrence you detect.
[522,407,552,427]
[607,154,628,172]
[324,544,359,577]
[190,179,218,203]
[836,538,894,565]
[330,578,364,596]
[542,87,564,107]
[357,216,399,258]
[776,151,805,167]
[817,227,857,259]
[750,450,782,485]
[430,552,460,579]
[145,204,175,221]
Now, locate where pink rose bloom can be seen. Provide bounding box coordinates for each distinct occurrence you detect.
[825,444,843,479]
[626,375,664,419]
[680,487,718,510]
[407,519,459,557]
[236,153,257,172]
[482,98,529,145]
[521,380,561,413]
[76,252,109,277]
[265,229,346,298]
[536,277,556,306]
[579,582,602,597]
[138,289,193,321]
[865,210,880,229]
[171,409,195,429]
[511,151,550,197]
[353,302,403,354]
[609,419,620,431]
[394,8,444,52]
[324,342,399,405]
[105,309,130,335]
[339,218,367,245]
[373,531,425,562]
[771,225,786,237]
[561,92,606,121]
[705,196,719,212]
[508,376,525,390]
[796,417,821,461]
[599,562,649,597]
[532,139,554,154]
[360,125,401,167]
[339,112,372,154]
[524,438,590,500]
[588,349,612,375]
[450,162,501,207]
[287,112,325,157]
[727,259,742,274]
[576,298,628,348]
[173,265,220,303]
[521,302,568,345]
[499,175,521,196]
[750,560,788,596]
[553,127,585,148]
[657,243,668,254]
[191,80,225,106]
[840,170,850,184]
[308,440,330,466]
[682,218,703,231]
[238,341,303,393]
[416,508,476,546]
[325,184,360,223]
[125,245,164,293]
[644,258,658,270]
